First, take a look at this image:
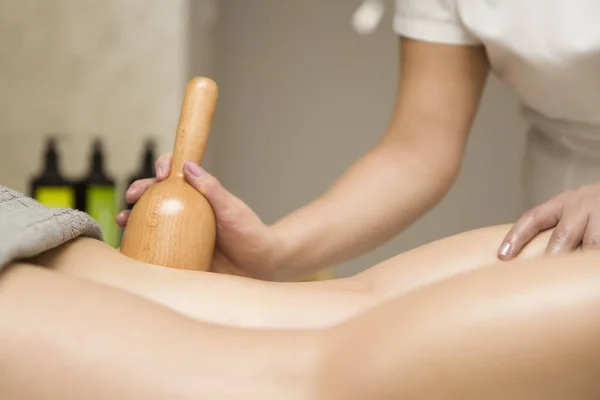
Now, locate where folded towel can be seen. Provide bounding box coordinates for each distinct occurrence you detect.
[0,185,103,270]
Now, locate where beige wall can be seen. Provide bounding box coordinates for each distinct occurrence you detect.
[0,0,529,277]
[211,0,529,276]
[0,0,195,197]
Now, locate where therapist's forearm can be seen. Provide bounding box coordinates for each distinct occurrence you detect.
[269,38,489,280]
[272,141,458,279]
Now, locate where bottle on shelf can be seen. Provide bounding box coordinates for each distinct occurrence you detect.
[126,139,157,210]
[30,136,76,209]
[80,138,119,248]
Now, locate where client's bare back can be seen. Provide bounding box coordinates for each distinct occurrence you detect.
[322,250,600,399]
[3,223,600,398]
[32,223,553,330]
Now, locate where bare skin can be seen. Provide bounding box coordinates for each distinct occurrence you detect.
[0,265,319,399]
[117,38,491,280]
[321,251,600,399]
[2,224,600,399]
[33,224,553,329]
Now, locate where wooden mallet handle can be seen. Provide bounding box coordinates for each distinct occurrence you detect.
[119,77,218,271]
[170,77,218,179]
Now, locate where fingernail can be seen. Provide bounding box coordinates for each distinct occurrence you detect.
[185,161,205,178]
[115,211,127,224]
[499,242,512,257]
[125,186,137,198]
[156,166,165,179]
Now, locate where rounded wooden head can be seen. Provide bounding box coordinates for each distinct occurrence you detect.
[120,179,216,270]
[119,77,218,271]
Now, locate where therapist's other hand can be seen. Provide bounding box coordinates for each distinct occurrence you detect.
[497,184,600,260]
[116,153,282,280]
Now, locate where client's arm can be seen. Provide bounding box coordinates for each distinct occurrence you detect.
[0,264,319,399]
[32,224,554,330]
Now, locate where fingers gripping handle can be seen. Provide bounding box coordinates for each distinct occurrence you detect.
[170,77,218,179]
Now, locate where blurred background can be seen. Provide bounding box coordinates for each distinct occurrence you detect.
[0,0,529,277]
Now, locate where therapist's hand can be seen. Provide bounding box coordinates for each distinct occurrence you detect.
[116,153,283,280]
[497,183,600,260]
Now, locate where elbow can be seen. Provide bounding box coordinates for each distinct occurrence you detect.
[377,137,464,201]
[429,154,463,198]
[423,159,462,211]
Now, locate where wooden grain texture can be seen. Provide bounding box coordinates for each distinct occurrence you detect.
[119,77,217,271]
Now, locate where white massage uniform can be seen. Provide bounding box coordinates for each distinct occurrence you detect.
[394,0,600,208]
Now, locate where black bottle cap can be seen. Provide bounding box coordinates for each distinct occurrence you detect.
[125,138,158,209]
[43,136,60,176]
[85,138,114,185]
[141,139,156,175]
[30,135,73,198]
[128,138,157,185]
[91,138,104,173]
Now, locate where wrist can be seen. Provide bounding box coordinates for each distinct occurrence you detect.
[268,220,311,281]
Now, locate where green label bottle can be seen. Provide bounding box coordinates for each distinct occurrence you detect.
[34,186,75,208]
[87,184,117,247]
[82,139,118,247]
[30,136,76,209]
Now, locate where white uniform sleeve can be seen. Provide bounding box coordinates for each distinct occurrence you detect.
[394,0,480,45]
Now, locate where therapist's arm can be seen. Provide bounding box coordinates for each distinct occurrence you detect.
[272,38,490,279]
[119,37,490,281]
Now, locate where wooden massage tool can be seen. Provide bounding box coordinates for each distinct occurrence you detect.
[119,77,217,271]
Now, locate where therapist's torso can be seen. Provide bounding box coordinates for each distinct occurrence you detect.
[395,0,600,207]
